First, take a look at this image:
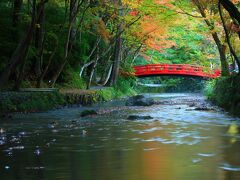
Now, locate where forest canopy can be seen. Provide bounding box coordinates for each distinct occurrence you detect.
[0,0,239,90]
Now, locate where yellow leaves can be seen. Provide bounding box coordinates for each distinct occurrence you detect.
[231,34,240,51]
[122,0,142,8]
[95,19,110,43]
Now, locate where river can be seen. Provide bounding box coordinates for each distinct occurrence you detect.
[0,93,240,180]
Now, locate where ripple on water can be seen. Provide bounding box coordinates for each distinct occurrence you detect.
[192,135,211,139]
[198,153,216,157]
[192,158,202,163]
[141,136,201,145]
[220,163,240,172]
[9,146,25,150]
[174,139,201,145]
[133,127,163,134]
[99,137,109,141]
[143,147,160,151]
[25,166,45,170]
[0,140,6,145]
[142,137,174,144]
[121,148,133,151]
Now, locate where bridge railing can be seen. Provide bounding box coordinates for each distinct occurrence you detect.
[133,64,221,78]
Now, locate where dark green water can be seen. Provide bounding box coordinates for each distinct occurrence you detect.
[0,93,240,180]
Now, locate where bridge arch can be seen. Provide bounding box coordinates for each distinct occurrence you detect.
[133,64,221,79]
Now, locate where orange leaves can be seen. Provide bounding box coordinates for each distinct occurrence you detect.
[95,19,110,43]
[126,0,177,52]
[154,0,173,7]
[231,0,239,4]
[227,22,240,33]
[136,16,175,52]
[129,10,139,16]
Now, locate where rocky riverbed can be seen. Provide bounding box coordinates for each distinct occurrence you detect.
[0,93,239,180]
[79,93,223,121]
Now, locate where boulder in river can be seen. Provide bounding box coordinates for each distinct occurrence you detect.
[0,113,13,119]
[127,115,153,120]
[80,109,97,117]
[126,95,155,106]
[194,107,215,111]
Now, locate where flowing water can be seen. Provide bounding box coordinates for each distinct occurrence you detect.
[0,93,240,180]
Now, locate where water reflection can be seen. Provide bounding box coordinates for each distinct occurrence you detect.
[220,122,240,180]
[0,93,240,179]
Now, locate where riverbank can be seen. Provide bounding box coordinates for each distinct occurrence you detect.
[206,75,240,116]
[0,86,137,115]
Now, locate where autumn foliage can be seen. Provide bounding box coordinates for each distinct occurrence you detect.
[128,0,176,53]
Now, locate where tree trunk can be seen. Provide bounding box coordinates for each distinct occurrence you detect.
[37,37,59,87]
[131,44,142,65]
[193,0,229,76]
[87,62,96,89]
[219,0,240,25]
[12,0,23,40]
[79,37,101,78]
[0,0,39,89]
[218,1,240,70]
[34,1,46,80]
[50,0,81,87]
[107,24,123,86]
[13,60,26,90]
[211,32,230,76]
[98,61,113,86]
[69,0,78,50]
[87,47,100,89]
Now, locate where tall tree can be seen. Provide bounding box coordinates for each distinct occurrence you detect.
[12,0,23,40]
[35,0,46,83]
[192,0,230,76]
[50,0,84,87]
[0,0,47,89]
[218,0,240,70]
[107,0,124,86]
[220,0,240,25]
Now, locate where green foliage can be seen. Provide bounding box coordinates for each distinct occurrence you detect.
[115,77,137,95]
[133,56,150,65]
[97,77,137,101]
[139,23,218,67]
[162,77,205,92]
[204,79,217,98]
[97,88,115,101]
[61,70,86,89]
[207,75,240,116]
[137,76,206,92]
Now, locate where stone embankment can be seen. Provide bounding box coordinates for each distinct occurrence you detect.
[0,88,107,115]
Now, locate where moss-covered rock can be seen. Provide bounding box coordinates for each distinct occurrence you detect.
[127,115,153,120]
[126,95,155,106]
[0,91,66,113]
[80,109,97,117]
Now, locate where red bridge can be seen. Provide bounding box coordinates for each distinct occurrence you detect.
[133,64,221,78]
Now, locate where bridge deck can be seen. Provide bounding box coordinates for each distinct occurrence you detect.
[133,64,221,78]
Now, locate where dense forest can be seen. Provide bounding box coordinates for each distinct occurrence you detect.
[0,0,240,91]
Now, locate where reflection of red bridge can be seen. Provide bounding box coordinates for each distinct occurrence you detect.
[133,64,221,78]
